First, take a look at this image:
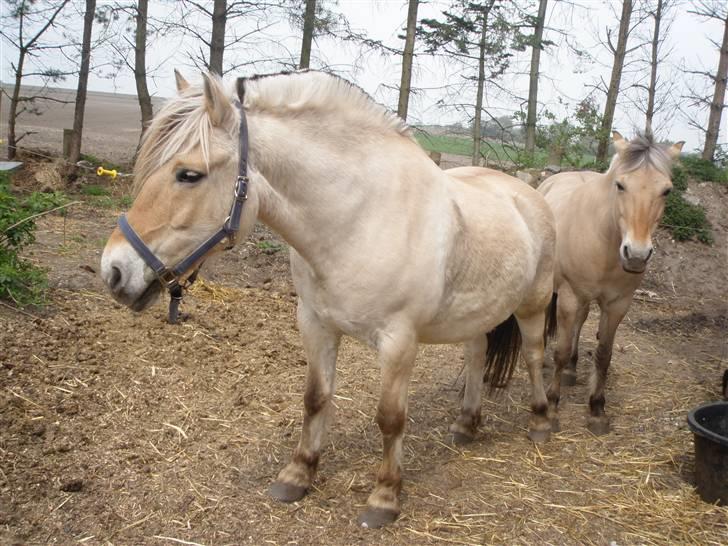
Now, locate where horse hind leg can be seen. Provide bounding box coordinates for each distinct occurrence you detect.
[358,326,418,529]
[547,288,581,430]
[269,303,341,503]
[450,336,486,445]
[514,308,551,443]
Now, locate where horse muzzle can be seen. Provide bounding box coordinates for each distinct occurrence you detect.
[620,242,653,274]
[101,244,161,311]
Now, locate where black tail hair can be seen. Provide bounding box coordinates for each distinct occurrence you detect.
[545,293,558,341]
[483,315,522,392]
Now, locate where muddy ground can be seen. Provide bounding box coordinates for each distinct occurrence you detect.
[1,161,727,545]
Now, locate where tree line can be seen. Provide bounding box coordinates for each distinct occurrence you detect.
[2,0,727,168]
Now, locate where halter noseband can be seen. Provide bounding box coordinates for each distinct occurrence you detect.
[117,99,250,324]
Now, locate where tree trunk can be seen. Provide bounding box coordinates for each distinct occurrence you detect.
[7,50,25,161]
[299,0,316,69]
[525,0,548,154]
[645,0,662,134]
[702,11,728,162]
[397,0,419,120]
[596,0,633,163]
[209,0,227,75]
[472,4,492,166]
[68,0,96,166]
[135,0,153,137]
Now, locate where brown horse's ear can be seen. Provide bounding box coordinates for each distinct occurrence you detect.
[174,69,190,93]
[612,131,628,155]
[668,141,685,160]
[202,72,233,127]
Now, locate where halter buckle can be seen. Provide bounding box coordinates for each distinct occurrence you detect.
[158,269,179,289]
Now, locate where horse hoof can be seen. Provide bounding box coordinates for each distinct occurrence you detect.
[587,419,610,436]
[269,481,308,503]
[528,428,551,443]
[452,431,474,446]
[358,507,399,528]
[562,370,577,386]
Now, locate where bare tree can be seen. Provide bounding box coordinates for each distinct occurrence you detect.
[596,0,634,163]
[134,0,153,134]
[1,0,72,160]
[397,0,419,120]
[524,0,548,154]
[644,0,663,132]
[209,0,227,74]
[67,0,97,166]
[299,0,316,68]
[687,2,728,161]
[419,0,518,166]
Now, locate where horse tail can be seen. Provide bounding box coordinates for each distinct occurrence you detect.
[483,315,522,392]
[544,293,558,341]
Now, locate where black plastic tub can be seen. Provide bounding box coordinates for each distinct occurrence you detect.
[687,401,728,505]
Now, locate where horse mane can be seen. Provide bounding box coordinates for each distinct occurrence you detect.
[133,70,411,193]
[240,70,412,138]
[608,132,675,177]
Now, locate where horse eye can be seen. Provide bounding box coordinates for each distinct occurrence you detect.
[175,169,205,183]
[616,181,625,192]
[662,187,672,197]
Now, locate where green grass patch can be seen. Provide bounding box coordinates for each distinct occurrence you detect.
[0,172,68,305]
[80,184,110,196]
[680,155,728,184]
[662,165,712,244]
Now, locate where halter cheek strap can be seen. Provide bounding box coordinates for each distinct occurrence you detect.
[117,100,250,323]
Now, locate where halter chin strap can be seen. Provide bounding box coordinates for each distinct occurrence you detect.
[117,100,250,323]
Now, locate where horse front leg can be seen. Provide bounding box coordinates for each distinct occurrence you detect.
[562,302,590,387]
[587,297,630,435]
[269,302,341,502]
[358,328,417,529]
[450,336,486,445]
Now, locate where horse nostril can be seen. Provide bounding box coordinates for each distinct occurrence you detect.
[646,247,654,261]
[110,266,123,292]
[622,244,630,259]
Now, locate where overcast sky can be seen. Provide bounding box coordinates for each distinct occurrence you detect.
[2,0,726,153]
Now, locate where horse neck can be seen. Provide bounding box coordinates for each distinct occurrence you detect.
[245,111,403,266]
[594,169,624,256]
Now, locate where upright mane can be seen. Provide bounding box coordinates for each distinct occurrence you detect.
[609,132,675,177]
[133,71,412,193]
[240,70,412,139]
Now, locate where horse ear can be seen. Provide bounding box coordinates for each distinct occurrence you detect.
[174,69,190,93]
[612,131,628,155]
[202,72,232,127]
[668,141,685,160]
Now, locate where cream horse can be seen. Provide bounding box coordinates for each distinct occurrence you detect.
[100,70,555,527]
[539,132,683,435]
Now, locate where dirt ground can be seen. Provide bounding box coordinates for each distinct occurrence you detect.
[1,153,728,545]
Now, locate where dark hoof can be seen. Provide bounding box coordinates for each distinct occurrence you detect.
[452,431,475,446]
[562,370,577,386]
[528,428,551,443]
[587,419,610,436]
[269,481,308,503]
[358,507,399,528]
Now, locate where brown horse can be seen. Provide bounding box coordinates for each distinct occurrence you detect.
[539,132,683,434]
[100,70,556,527]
